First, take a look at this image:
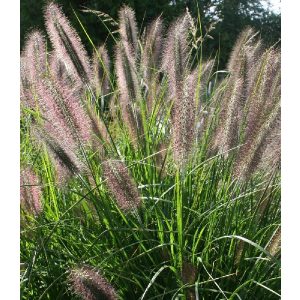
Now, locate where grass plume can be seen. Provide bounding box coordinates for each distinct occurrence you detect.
[69,266,118,300]
[45,2,92,84]
[119,5,139,59]
[20,167,42,216]
[92,44,111,100]
[102,160,141,212]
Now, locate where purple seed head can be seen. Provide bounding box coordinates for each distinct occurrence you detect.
[20,56,35,109]
[23,30,47,83]
[233,47,281,180]
[141,17,164,114]
[102,160,141,212]
[69,266,118,300]
[20,167,42,216]
[92,44,111,98]
[115,45,142,144]
[32,126,85,185]
[36,73,93,147]
[87,107,110,143]
[44,2,92,84]
[266,226,281,256]
[49,51,80,91]
[172,71,197,168]
[227,27,257,77]
[161,13,190,92]
[142,16,163,81]
[119,5,138,59]
[160,14,196,168]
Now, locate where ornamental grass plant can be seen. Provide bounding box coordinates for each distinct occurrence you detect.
[20,2,280,299]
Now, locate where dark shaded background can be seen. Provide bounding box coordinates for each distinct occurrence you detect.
[20,0,280,68]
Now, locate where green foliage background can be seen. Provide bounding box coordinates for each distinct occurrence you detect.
[21,0,280,68]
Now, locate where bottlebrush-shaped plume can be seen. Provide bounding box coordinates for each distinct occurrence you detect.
[161,13,190,100]
[21,30,47,110]
[181,261,197,285]
[88,107,110,144]
[233,48,281,179]
[92,45,111,98]
[116,6,144,144]
[102,160,141,212]
[49,52,79,91]
[215,60,248,156]
[189,60,215,140]
[141,16,164,113]
[49,53,67,81]
[161,14,196,167]
[86,106,111,156]
[69,265,118,300]
[224,29,261,132]
[142,16,163,81]
[266,226,281,256]
[32,127,85,184]
[31,68,93,184]
[208,28,280,180]
[206,79,229,154]
[22,32,91,153]
[44,2,92,84]
[35,80,77,150]
[36,76,92,145]
[244,49,280,137]
[234,101,280,180]
[119,5,138,59]
[227,27,257,78]
[20,167,42,216]
[193,60,215,107]
[172,71,197,168]
[23,30,47,83]
[218,78,243,154]
[244,39,263,94]
[115,45,142,144]
[211,29,257,155]
[258,119,281,173]
[115,45,141,103]
[20,56,35,109]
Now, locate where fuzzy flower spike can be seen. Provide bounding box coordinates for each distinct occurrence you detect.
[102,160,141,212]
[69,266,118,300]
[44,2,92,84]
[20,167,42,216]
